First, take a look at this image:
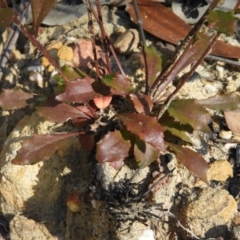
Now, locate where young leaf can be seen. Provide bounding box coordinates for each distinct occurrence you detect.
[197,93,240,111]
[0,7,15,28]
[93,96,112,109]
[144,45,163,87]
[129,93,153,115]
[56,78,103,103]
[36,101,90,123]
[12,132,79,165]
[207,10,238,35]
[0,89,33,110]
[134,136,160,167]
[61,65,86,80]
[224,110,240,135]
[167,143,209,183]
[102,73,133,95]
[117,113,166,151]
[96,130,131,170]
[31,0,57,34]
[167,99,211,132]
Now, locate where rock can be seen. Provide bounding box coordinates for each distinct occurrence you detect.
[0,113,92,238]
[9,215,57,240]
[114,29,139,54]
[206,160,233,182]
[57,45,74,62]
[184,188,237,238]
[219,130,232,140]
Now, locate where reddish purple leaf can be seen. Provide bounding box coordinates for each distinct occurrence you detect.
[102,73,133,94]
[129,93,153,115]
[144,45,163,87]
[96,130,131,170]
[110,159,125,170]
[31,0,57,34]
[78,133,95,151]
[134,137,160,168]
[0,89,33,110]
[167,99,211,132]
[168,143,209,183]
[12,132,79,165]
[0,7,15,28]
[37,101,90,123]
[117,113,166,151]
[197,93,240,111]
[56,78,102,103]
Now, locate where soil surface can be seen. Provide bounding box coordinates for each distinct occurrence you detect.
[0,2,240,240]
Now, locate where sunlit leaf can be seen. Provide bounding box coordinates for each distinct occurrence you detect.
[144,45,163,87]
[31,0,57,34]
[36,99,90,123]
[167,99,211,132]
[0,7,15,28]
[197,93,240,111]
[12,132,79,165]
[168,143,209,183]
[207,10,238,35]
[61,65,86,80]
[96,130,131,169]
[102,73,133,94]
[224,110,240,135]
[129,93,153,114]
[56,78,103,103]
[160,112,194,143]
[134,136,160,167]
[117,113,166,151]
[0,89,33,110]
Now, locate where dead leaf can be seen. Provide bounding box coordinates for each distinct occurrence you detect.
[224,110,240,135]
[127,1,240,58]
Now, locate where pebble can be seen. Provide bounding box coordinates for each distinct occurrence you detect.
[138,229,155,240]
[206,160,233,182]
[114,29,139,54]
[57,45,73,61]
[219,130,232,140]
[216,65,225,80]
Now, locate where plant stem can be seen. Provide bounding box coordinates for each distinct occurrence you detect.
[157,32,220,120]
[150,0,220,102]
[86,0,101,80]
[95,0,111,74]
[13,18,69,82]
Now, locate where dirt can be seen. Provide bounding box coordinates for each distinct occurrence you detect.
[0,3,240,240]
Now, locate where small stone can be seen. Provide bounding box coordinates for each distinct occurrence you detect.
[46,40,63,51]
[41,56,50,67]
[219,130,232,140]
[207,160,233,182]
[216,65,225,80]
[114,29,139,54]
[57,45,73,61]
[47,64,55,72]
